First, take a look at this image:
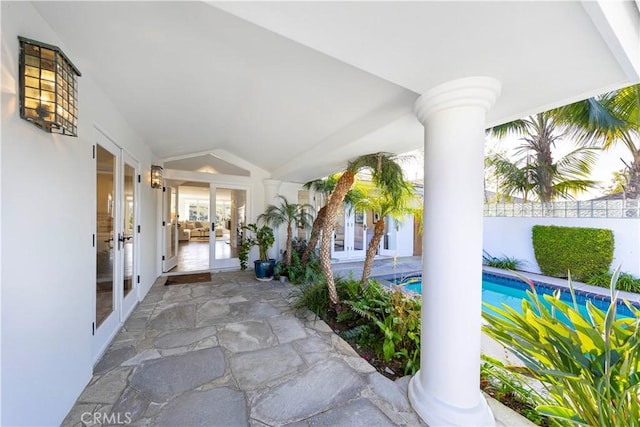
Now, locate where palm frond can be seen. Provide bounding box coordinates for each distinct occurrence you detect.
[487,119,530,139]
[347,153,406,200]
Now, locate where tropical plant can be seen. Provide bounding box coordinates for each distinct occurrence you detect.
[343,280,421,375]
[560,84,640,199]
[301,176,338,264]
[482,251,524,270]
[238,223,275,270]
[487,112,599,202]
[275,241,324,285]
[482,269,640,426]
[301,175,367,264]
[317,153,407,305]
[291,281,330,319]
[258,195,314,267]
[480,355,549,426]
[587,270,640,293]
[350,181,419,284]
[602,169,631,196]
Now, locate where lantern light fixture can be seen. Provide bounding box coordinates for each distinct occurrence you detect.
[18,36,81,136]
[151,165,163,189]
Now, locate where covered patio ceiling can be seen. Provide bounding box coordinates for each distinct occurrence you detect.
[32,1,639,182]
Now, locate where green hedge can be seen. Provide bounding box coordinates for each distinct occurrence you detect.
[531,225,614,282]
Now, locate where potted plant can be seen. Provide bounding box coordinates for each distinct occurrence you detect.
[258,195,314,281]
[239,223,276,281]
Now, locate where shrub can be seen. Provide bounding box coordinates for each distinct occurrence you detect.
[276,249,323,285]
[532,225,614,282]
[587,270,640,293]
[291,281,329,319]
[293,275,422,375]
[482,270,640,426]
[482,251,524,270]
[343,279,421,375]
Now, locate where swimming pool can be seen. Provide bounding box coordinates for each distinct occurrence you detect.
[392,271,639,320]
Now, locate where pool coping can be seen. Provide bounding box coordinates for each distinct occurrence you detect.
[374,266,640,309]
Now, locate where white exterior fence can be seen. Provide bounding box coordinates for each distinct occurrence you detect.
[483,205,640,278]
[484,199,640,219]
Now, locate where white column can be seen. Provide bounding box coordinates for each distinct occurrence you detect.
[262,179,282,208]
[409,77,501,427]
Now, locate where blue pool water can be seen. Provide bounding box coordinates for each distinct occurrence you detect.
[395,272,638,320]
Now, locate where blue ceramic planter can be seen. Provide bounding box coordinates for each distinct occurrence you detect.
[254,259,275,281]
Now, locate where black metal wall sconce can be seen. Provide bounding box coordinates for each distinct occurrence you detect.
[18,36,81,136]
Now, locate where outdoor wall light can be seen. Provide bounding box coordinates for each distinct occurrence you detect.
[151,165,163,189]
[18,36,81,136]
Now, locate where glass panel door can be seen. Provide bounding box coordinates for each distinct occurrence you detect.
[352,209,366,257]
[163,187,178,272]
[94,133,126,360]
[380,215,398,256]
[122,163,134,298]
[121,152,138,318]
[212,187,246,268]
[96,144,115,328]
[332,204,348,259]
[93,131,141,361]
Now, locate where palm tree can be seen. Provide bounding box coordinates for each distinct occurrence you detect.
[301,176,338,264]
[319,153,406,305]
[487,112,599,202]
[301,176,369,264]
[560,84,640,198]
[351,182,419,284]
[258,195,314,266]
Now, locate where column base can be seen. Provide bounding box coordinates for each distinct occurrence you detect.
[408,371,495,427]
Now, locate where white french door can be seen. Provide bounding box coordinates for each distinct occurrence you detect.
[332,205,369,260]
[379,215,399,256]
[94,130,140,361]
[121,151,139,318]
[211,185,247,269]
[162,186,179,272]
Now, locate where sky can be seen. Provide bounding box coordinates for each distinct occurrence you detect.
[400,137,633,201]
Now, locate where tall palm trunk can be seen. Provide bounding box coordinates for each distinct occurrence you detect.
[361,218,385,284]
[320,171,356,305]
[624,149,640,199]
[285,223,293,265]
[302,205,326,264]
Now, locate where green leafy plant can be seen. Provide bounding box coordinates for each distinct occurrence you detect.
[588,270,640,293]
[480,355,549,425]
[238,223,275,270]
[274,239,324,284]
[291,281,330,319]
[343,280,421,375]
[482,268,640,426]
[483,251,524,270]
[532,225,614,281]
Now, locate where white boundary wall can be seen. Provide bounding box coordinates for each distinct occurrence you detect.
[483,217,640,277]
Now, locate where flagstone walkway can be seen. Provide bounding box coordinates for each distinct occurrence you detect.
[63,269,425,426]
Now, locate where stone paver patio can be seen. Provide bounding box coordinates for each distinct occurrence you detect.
[63,268,425,426]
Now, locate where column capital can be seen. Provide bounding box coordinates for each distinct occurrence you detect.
[263,179,282,205]
[263,179,282,190]
[414,76,501,125]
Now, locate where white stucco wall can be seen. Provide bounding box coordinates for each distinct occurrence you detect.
[483,217,640,277]
[1,2,158,425]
